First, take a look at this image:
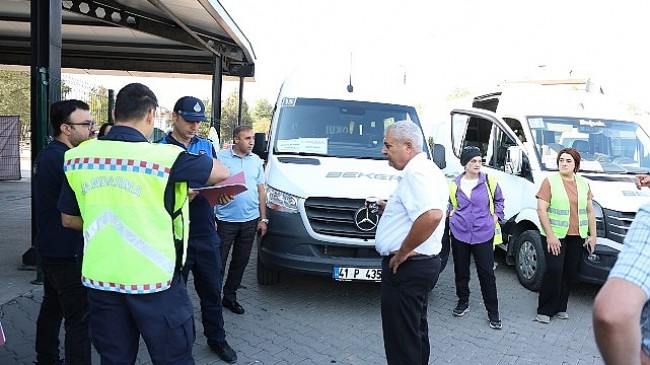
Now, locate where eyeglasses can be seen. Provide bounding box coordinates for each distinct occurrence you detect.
[65,121,96,130]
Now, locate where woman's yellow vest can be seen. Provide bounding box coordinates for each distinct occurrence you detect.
[63,139,190,294]
[543,173,590,239]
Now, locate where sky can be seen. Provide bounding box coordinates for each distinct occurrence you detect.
[72,0,650,127]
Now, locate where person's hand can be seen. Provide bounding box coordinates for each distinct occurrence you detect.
[376,199,388,214]
[188,189,199,202]
[388,250,415,274]
[218,194,234,205]
[546,235,562,256]
[584,236,596,254]
[636,174,650,190]
[257,220,268,237]
[449,208,455,217]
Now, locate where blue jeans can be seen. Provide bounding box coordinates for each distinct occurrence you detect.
[35,257,91,365]
[181,231,226,345]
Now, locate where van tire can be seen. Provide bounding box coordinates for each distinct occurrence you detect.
[514,230,546,291]
[257,257,279,285]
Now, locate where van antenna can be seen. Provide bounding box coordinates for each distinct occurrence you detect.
[347,52,354,93]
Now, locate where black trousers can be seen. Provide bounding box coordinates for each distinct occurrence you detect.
[451,235,499,319]
[181,231,226,345]
[381,255,440,365]
[35,257,90,365]
[537,235,583,316]
[217,218,258,301]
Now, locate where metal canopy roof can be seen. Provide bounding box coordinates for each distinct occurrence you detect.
[0,0,256,78]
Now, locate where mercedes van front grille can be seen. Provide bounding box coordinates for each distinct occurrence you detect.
[304,197,376,239]
[602,208,635,244]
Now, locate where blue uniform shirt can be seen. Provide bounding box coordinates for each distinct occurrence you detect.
[158,132,217,238]
[59,126,213,221]
[215,148,265,222]
[33,139,84,258]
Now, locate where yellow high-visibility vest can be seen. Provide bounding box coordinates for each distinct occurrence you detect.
[543,173,589,239]
[64,139,189,294]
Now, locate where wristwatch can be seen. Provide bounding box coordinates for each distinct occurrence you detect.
[260,218,269,224]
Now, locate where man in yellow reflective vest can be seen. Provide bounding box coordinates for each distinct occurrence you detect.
[59,83,230,365]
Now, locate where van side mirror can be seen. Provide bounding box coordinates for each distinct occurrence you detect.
[505,146,523,175]
[433,143,446,169]
[253,132,268,160]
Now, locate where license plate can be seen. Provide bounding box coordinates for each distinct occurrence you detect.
[333,267,382,282]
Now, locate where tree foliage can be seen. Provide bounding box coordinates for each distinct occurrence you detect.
[447,87,471,101]
[219,89,253,143]
[88,86,109,126]
[251,99,273,121]
[0,70,31,139]
[251,98,272,134]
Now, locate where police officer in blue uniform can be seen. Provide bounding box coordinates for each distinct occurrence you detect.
[158,96,237,363]
[59,84,230,365]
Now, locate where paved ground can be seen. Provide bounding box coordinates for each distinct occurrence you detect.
[0,161,605,365]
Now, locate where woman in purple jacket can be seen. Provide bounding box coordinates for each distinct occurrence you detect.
[449,146,505,330]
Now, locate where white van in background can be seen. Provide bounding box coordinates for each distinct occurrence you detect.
[252,71,430,285]
[431,83,650,291]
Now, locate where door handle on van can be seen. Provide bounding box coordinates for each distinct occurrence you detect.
[445,173,458,178]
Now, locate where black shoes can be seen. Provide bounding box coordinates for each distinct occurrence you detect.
[210,341,237,363]
[222,298,245,314]
[452,301,470,317]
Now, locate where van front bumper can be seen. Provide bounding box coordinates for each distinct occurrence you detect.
[258,209,382,277]
[576,244,618,284]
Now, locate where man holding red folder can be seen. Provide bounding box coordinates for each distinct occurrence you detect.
[217,125,267,315]
[158,96,237,363]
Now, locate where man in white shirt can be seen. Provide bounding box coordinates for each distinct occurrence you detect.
[375,120,448,365]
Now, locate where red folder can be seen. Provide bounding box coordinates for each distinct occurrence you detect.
[195,171,248,207]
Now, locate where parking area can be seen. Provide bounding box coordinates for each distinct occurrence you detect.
[0,177,603,364]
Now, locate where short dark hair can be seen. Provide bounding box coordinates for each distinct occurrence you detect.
[97,123,113,138]
[557,147,581,172]
[233,125,253,140]
[114,83,158,122]
[50,99,90,137]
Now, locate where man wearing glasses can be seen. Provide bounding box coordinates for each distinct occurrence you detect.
[59,84,230,365]
[33,100,96,365]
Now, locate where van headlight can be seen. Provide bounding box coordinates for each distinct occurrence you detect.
[592,200,605,237]
[267,186,299,213]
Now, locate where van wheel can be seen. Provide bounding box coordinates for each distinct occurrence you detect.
[515,230,546,291]
[257,257,279,285]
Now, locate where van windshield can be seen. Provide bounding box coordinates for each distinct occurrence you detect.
[273,97,426,159]
[528,115,650,173]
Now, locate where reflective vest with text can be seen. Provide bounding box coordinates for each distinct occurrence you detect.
[64,139,189,294]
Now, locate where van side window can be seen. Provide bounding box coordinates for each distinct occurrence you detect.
[460,116,492,162]
[504,118,526,142]
[490,127,518,170]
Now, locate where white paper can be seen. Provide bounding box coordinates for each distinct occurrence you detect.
[276,139,301,152]
[276,138,329,154]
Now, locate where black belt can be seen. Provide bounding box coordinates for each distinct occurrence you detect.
[384,253,438,261]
